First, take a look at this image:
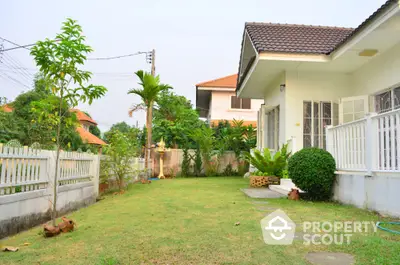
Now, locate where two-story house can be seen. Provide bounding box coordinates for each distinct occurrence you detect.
[196,74,263,126]
[70,109,106,147]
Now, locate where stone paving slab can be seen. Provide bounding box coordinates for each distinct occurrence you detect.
[256,206,278,212]
[241,188,287,199]
[251,201,269,204]
[305,252,355,265]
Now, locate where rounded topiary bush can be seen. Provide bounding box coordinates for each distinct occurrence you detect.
[288,148,336,201]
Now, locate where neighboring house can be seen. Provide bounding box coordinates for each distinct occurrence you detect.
[1,105,105,147]
[196,74,263,126]
[70,109,106,146]
[237,0,400,217]
[1,105,13,113]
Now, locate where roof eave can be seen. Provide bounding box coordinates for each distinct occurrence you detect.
[330,0,400,59]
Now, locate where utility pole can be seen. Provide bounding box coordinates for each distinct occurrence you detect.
[150,49,156,76]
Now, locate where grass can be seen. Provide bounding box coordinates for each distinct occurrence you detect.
[0,177,399,264]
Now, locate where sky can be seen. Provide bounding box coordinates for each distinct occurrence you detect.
[0,0,387,132]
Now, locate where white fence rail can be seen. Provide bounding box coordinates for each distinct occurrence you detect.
[327,109,400,173]
[0,145,49,195]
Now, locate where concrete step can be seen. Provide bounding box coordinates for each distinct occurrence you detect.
[269,185,290,195]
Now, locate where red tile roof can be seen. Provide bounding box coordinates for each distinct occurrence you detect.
[76,127,106,146]
[70,109,97,125]
[1,104,14,113]
[196,74,238,88]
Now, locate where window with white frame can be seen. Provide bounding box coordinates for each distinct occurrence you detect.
[303,101,338,149]
[375,87,400,113]
[265,106,279,150]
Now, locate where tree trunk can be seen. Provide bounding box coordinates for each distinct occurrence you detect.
[52,86,64,226]
[145,101,153,176]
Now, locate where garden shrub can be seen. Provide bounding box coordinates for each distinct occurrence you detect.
[288,148,336,201]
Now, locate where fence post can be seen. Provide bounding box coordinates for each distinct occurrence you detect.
[92,154,100,198]
[365,113,377,176]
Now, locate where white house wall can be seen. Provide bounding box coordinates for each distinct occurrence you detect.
[352,42,400,101]
[210,91,262,121]
[262,73,286,148]
[285,71,353,150]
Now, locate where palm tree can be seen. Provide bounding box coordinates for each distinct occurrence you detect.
[128,70,171,172]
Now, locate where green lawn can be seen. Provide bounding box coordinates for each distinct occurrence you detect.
[1,177,399,265]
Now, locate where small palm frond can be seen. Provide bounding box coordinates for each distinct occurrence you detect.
[128,103,146,117]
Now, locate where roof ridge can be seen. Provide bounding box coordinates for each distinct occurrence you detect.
[245,22,354,31]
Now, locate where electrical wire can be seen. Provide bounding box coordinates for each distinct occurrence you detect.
[0,37,32,51]
[87,51,148,61]
[0,71,31,89]
[2,53,34,80]
[1,58,33,85]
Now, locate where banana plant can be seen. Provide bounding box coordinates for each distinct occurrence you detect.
[243,144,290,177]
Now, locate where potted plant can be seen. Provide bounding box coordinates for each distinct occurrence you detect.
[243,144,290,188]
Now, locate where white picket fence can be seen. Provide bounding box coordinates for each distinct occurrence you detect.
[0,144,97,196]
[327,109,400,173]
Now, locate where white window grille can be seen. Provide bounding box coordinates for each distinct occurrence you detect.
[303,101,338,149]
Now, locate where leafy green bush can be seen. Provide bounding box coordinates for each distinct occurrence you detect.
[181,148,191,177]
[288,148,336,201]
[222,163,238,176]
[243,144,290,178]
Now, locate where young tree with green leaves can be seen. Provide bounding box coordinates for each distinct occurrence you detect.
[102,130,140,190]
[128,70,171,171]
[30,18,107,225]
[153,91,202,148]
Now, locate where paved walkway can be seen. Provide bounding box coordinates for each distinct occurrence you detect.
[241,188,286,199]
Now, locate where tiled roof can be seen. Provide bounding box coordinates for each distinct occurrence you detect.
[244,0,397,55]
[76,127,106,146]
[245,23,353,55]
[70,109,97,125]
[334,0,397,52]
[196,74,238,88]
[1,104,14,113]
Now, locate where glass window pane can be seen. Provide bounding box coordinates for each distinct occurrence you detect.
[242,98,251,109]
[354,99,364,112]
[303,102,311,118]
[313,136,319,148]
[343,114,353,123]
[304,135,312,148]
[333,103,339,126]
[375,91,392,113]
[231,96,240,109]
[354,112,365,120]
[343,101,353,114]
[394,87,400,109]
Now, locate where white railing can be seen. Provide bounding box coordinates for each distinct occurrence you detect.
[287,136,297,154]
[0,145,49,195]
[327,109,400,173]
[59,151,96,185]
[0,143,99,196]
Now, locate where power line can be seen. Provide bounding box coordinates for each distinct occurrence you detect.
[2,53,34,79]
[1,55,33,85]
[0,37,32,51]
[0,66,136,76]
[0,71,31,89]
[87,51,148,61]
